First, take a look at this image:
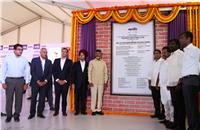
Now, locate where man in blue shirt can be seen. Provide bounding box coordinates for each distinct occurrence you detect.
[1,44,30,123]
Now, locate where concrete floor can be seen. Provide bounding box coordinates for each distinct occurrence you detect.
[0,88,168,130]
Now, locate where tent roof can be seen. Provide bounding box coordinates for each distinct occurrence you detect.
[1,0,200,35]
[1,0,72,35]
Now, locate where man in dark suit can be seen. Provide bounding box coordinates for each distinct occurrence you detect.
[28,48,52,119]
[52,48,72,116]
[72,49,89,115]
[45,76,54,111]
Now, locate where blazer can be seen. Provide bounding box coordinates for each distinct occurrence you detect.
[30,57,52,87]
[52,58,72,84]
[72,61,89,88]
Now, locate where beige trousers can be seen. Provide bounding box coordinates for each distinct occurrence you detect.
[90,84,104,112]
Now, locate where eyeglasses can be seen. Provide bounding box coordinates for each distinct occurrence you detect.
[16,48,23,51]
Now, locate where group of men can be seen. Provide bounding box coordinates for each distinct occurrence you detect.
[149,31,200,130]
[1,45,108,123]
[1,31,199,130]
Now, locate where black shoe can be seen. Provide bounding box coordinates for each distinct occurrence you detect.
[166,121,176,129]
[81,111,87,115]
[5,117,12,123]
[50,107,55,111]
[96,111,104,115]
[91,112,96,116]
[159,119,166,124]
[53,112,59,116]
[1,112,6,117]
[14,116,20,122]
[74,111,79,115]
[28,114,35,119]
[27,97,32,100]
[63,113,67,116]
[37,114,45,118]
[150,114,158,118]
[158,115,165,120]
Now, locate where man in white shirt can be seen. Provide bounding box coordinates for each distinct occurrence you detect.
[179,31,200,130]
[1,44,30,122]
[167,39,186,130]
[148,49,165,119]
[159,46,175,129]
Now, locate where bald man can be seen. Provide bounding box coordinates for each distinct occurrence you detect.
[28,48,52,119]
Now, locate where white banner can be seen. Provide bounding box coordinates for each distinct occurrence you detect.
[0,43,70,67]
[112,21,154,95]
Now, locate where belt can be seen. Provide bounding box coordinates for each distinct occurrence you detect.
[7,77,24,79]
[182,75,199,79]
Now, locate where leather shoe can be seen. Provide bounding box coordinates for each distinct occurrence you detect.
[37,114,45,118]
[96,111,104,115]
[14,116,20,122]
[150,114,158,118]
[91,112,96,116]
[81,111,87,115]
[74,111,79,115]
[63,113,67,116]
[53,112,59,116]
[5,117,12,123]
[28,114,35,119]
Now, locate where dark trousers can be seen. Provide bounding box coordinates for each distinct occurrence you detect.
[182,76,200,130]
[30,85,46,115]
[151,87,164,116]
[54,82,69,113]
[45,85,53,108]
[169,86,186,130]
[75,85,87,112]
[5,78,24,118]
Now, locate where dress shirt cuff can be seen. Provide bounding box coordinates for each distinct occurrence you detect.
[64,80,67,83]
[25,80,29,84]
[2,80,5,84]
[88,80,92,84]
[56,79,59,82]
[45,79,48,82]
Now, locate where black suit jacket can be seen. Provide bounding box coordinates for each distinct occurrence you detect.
[52,58,72,84]
[30,57,52,87]
[72,61,89,88]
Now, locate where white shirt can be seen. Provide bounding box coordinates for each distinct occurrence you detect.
[80,60,85,72]
[60,58,66,70]
[40,57,45,72]
[167,49,184,86]
[1,53,30,83]
[181,43,200,77]
[56,58,67,83]
[148,58,164,86]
